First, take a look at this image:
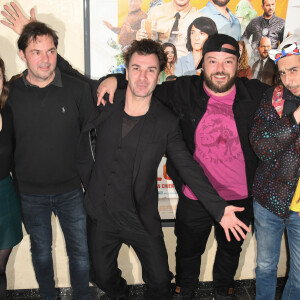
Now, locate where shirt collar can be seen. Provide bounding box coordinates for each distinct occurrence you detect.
[23,67,62,88]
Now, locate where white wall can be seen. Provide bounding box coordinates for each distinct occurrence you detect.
[1,0,288,290]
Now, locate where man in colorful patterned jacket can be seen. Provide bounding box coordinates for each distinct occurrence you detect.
[250,35,300,300]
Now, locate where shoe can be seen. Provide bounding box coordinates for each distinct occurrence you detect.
[213,288,234,299]
[171,286,195,300]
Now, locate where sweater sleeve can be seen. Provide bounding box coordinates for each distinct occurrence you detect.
[78,81,97,130]
[57,54,99,100]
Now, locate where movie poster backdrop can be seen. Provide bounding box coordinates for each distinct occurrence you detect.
[85,0,291,220]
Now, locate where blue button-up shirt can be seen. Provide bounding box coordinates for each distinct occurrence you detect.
[200,2,241,41]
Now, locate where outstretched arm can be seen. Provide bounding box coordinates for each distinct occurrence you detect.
[1,2,36,34]
[166,122,250,242]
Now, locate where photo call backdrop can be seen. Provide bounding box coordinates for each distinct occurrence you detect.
[82,0,294,220]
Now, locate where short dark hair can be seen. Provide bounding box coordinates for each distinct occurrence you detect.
[186,17,218,52]
[0,57,9,110]
[123,39,167,72]
[18,21,58,52]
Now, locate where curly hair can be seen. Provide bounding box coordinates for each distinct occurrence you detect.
[238,41,249,70]
[123,39,167,72]
[0,57,9,110]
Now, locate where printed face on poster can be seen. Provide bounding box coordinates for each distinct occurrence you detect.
[85,0,292,220]
[87,0,290,78]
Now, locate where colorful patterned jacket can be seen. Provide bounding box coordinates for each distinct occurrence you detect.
[250,85,300,218]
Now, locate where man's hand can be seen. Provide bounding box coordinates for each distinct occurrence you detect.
[103,20,113,30]
[97,76,118,106]
[1,2,36,35]
[219,206,250,242]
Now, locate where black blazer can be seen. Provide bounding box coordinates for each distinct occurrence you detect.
[77,90,228,236]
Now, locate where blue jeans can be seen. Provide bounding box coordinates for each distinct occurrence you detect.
[20,188,90,300]
[254,201,300,300]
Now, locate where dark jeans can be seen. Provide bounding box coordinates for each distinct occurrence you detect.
[87,206,171,300]
[175,193,252,295]
[20,188,90,300]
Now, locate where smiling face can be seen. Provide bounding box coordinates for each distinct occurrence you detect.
[19,34,57,88]
[202,47,238,95]
[190,25,209,52]
[126,52,161,100]
[164,46,175,63]
[278,55,300,97]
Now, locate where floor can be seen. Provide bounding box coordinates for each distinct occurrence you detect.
[6,278,286,299]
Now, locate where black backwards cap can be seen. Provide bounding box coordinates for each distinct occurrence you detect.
[199,34,240,68]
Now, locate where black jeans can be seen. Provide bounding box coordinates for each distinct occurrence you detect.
[87,205,171,299]
[175,192,253,295]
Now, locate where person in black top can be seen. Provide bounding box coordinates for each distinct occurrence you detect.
[0,57,23,300]
[77,38,250,300]
[6,22,94,300]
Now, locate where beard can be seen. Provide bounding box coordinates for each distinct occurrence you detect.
[212,0,230,7]
[264,10,274,18]
[203,70,237,93]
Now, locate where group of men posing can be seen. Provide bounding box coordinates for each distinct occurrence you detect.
[1,1,300,300]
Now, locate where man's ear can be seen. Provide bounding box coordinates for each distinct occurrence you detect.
[19,50,26,63]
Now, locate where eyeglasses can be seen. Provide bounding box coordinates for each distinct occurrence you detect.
[259,45,271,48]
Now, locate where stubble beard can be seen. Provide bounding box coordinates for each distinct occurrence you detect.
[212,0,230,7]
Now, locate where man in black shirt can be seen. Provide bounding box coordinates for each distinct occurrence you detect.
[7,22,93,300]
[78,39,250,300]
